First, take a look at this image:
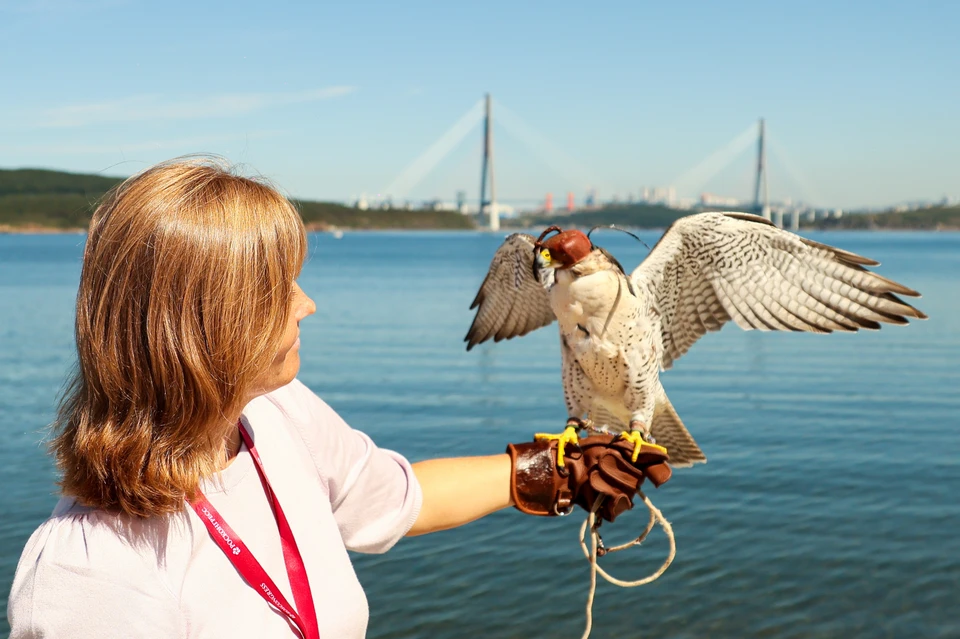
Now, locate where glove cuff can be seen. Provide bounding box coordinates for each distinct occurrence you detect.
[506,441,573,517]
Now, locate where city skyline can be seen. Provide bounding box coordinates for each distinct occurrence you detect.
[1,1,957,210]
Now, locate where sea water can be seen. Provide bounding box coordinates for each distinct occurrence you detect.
[1,230,958,638]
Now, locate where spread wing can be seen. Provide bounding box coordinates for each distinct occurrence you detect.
[465,233,556,350]
[632,212,927,370]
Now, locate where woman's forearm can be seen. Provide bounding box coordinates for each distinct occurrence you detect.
[407,454,513,536]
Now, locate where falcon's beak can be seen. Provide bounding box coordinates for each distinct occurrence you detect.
[532,247,555,280]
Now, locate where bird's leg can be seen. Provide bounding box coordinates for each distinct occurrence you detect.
[535,417,586,467]
[619,420,668,462]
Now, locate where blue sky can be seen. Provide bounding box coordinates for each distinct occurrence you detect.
[0,0,956,209]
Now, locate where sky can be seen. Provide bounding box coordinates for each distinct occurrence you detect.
[0,0,957,209]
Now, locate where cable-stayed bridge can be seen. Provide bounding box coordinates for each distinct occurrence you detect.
[370,95,825,230]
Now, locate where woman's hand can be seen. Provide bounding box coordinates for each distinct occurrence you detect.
[507,435,670,523]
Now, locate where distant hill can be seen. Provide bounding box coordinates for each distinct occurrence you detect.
[808,206,960,231]
[0,168,124,230]
[507,202,960,232]
[0,168,475,231]
[295,200,473,230]
[0,168,123,197]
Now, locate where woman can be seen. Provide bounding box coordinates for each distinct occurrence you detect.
[8,158,667,638]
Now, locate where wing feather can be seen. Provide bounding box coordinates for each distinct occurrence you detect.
[632,212,926,369]
[465,234,556,350]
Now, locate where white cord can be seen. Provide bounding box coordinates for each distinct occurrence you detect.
[576,491,676,638]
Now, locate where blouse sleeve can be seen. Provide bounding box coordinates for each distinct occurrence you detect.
[266,379,422,554]
[8,512,182,638]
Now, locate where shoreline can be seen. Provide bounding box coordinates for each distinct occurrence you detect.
[1,224,957,235]
[0,224,87,234]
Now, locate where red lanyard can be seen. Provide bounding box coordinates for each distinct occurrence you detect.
[190,423,320,639]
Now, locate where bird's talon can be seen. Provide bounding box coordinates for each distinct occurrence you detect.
[534,425,581,467]
[619,430,668,462]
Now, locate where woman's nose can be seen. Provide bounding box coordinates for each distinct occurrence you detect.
[293,283,316,320]
[300,293,317,319]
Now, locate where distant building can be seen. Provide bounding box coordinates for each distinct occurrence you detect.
[643,186,676,206]
[355,195,369,210]
[425,200,465,212]
[700,192,741,208]
[585,189,598,209]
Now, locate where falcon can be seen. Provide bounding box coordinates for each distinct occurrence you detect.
[465,212,926,467]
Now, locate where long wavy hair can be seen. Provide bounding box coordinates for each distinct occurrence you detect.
[51,157,306,518]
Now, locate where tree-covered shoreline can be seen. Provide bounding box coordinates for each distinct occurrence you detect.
[1,168,956,232]
[0,168,474,232]
[507,202,960,231]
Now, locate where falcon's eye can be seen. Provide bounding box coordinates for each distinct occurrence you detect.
[540,249,551,261]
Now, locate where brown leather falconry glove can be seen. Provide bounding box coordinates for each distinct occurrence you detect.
[506,434,671,523]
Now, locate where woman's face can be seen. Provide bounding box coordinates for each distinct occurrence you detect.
[253,281,316,397]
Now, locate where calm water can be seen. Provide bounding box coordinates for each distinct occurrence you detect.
[1,230,958,638]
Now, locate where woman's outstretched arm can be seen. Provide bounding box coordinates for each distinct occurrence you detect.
[407,454,513,536]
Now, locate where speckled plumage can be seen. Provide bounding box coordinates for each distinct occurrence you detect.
[465,212,926,467]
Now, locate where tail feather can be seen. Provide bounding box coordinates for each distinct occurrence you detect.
[586,394,706,468]
[651,393,706,467]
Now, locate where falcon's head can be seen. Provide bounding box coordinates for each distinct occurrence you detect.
[533,226,593,273]
[532,225,633,289]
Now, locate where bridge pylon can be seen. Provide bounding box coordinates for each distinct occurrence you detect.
[754,118,773,224]
[478,94,498,231]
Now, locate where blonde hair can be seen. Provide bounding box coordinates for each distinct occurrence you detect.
[52,157,306,518]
